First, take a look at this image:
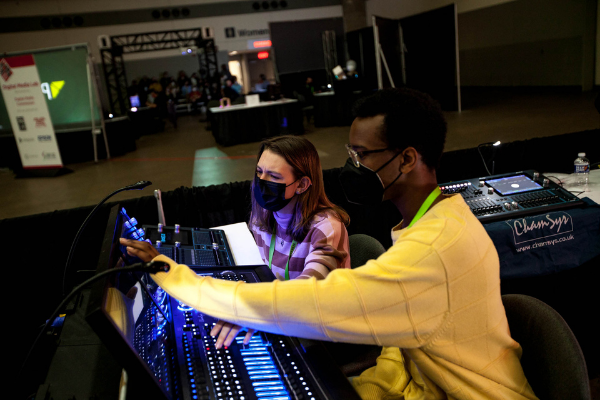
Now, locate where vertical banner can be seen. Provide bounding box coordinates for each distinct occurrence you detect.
[0,55,63,169]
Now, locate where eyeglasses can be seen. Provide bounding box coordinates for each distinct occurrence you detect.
[345,144,391,167]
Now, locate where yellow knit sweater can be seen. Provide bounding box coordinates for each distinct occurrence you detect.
[151,195,537,400]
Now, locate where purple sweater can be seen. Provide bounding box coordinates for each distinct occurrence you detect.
[250,211,350,279]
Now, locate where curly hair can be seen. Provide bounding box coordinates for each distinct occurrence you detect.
[353,88,447,169]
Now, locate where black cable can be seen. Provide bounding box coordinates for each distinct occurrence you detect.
[62,181,152,296]
[21,260,169,382]
[477,146,491,176]
[544,176,563,186]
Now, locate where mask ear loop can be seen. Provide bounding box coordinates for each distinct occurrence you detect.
[383,171,402,191]
[378,151,403,191]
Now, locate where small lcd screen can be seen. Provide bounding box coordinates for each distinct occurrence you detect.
[129,95,141,107]
[486,174,542,195]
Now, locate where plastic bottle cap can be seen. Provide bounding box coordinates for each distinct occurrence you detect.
[578,153,586,157]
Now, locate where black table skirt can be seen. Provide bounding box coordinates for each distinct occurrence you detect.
[210,101,304,146]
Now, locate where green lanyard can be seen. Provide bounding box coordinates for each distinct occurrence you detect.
[406,187,442,229]
[268,225,297,281]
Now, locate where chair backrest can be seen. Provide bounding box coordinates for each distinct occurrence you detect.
[501,294,591,400]
[349,234,386,269]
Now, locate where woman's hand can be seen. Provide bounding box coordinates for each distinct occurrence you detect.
[211,320,256,349]
[119,238,160,262]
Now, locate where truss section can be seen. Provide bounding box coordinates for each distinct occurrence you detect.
[101,28,218,116]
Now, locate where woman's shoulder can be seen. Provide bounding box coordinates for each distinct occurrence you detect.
[309,210,347,232]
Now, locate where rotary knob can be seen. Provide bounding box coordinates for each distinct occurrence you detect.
[175,241,181,248]
[543,178,550,187]
[504,202,512,211]
[488,187,494,195]
[511,201,518,209]
[155,240,162,248]
[479,180,485,187]
[175,224,180,234]
[533,172,540,180]
[157,223,163,233]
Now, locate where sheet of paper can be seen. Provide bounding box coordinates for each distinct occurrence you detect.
[210,222,264,266]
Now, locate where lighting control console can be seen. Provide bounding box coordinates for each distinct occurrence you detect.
[438,170,583,223]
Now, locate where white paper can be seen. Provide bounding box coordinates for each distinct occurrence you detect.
[210,222,264,266]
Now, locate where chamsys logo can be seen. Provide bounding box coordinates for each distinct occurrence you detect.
[506,211,573,245]
[40,81,65,100]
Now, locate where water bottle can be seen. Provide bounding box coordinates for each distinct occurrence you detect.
[574,152,590,190]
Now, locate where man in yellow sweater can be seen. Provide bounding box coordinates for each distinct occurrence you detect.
[122,88,537,400]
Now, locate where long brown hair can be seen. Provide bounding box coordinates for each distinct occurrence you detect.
[250,136,349,241]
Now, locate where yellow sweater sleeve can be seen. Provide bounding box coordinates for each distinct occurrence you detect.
[151,217,451,348]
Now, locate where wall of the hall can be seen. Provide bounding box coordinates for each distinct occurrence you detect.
[458,0,595,88]
[0,3,343,61]
[366,0,518,19]
[366,0,597,89]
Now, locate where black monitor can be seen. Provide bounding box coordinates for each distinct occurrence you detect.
[86,205,173,400]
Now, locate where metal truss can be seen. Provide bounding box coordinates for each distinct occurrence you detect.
[101,28,218,116]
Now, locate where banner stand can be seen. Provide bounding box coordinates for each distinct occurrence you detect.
[1,44,108,177]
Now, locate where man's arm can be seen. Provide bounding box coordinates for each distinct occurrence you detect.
[141,234,449,348]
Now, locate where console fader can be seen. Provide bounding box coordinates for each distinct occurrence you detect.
[438,170,584,223]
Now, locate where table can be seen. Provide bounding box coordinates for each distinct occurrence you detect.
[484,169,600,279]
[209,98,304,146]
[313,90,364,127]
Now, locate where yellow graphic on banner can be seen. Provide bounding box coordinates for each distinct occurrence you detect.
[50,80,65,98]
[41,80,65,100]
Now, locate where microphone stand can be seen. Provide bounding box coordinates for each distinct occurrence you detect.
[477,141,501,176]
[62,181,152,296]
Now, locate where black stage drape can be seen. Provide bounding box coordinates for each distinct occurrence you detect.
[4,129,599,383]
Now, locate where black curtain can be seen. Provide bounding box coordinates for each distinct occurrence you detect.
[398,4,459,111]
[269,17,346,75]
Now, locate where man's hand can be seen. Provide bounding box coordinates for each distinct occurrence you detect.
[119,238,160,262]
[211,320,256,349]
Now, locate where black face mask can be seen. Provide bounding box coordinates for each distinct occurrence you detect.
[253,176,299,212]
[339,154,402,205]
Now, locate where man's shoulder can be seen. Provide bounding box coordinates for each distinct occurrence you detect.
[397,195,480,248]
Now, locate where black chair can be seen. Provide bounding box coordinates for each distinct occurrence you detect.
[349,234,386,269]
[324,234,387,376]
[502,294,591,400]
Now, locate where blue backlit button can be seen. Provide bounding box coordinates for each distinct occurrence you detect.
[252,381,282,387]
[249,374,281,380]
[254,386,286,392]
[248,369,278,375]
[256,391,289,397]
[246,365,276,370]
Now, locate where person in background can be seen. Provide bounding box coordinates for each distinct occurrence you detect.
[180,79,192,98]
[165,81,179,100]
[148,78,162,94]
[123,88,537,400]
[177,70,188,88]
[231,75,243,95]
[190,72,199,88]
[145,90,158,108]
[159,71,170,92]
[255,74,269,93]
[221,79,239,103]
[220,64,232,83]
[127,79,139,97]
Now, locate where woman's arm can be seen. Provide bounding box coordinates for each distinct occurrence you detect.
[298,216,350,279]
